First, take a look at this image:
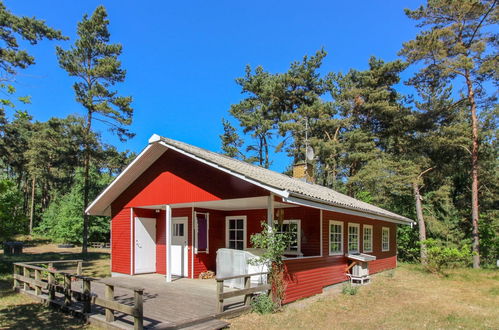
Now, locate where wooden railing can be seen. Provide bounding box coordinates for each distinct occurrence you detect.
[215,272,270,313]
[12,260,144,330]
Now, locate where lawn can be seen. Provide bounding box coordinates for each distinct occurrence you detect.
[0,237,109,329]
[1,240,498,330]
[230,264,499,330]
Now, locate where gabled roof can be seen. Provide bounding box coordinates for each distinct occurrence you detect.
[86,134,413,225]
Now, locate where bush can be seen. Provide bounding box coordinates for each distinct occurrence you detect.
[341,284,359,295]
[251,293,276,314]
[423,239,472,275]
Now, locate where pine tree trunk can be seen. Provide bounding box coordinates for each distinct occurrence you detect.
[29,176,36,234]
[82,113,92,255]
[413,181,427,264]
[465,70,480,269]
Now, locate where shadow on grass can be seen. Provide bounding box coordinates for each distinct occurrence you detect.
[0,302,86,329]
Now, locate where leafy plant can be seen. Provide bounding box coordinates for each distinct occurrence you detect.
[341,284,359,295]
[249,222,293,310]
[423,239,472,275]
[251,293,276,314]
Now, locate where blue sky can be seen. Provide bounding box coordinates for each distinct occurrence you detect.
[5,0,424,172]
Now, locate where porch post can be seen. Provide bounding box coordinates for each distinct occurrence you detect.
[165,204,172,282]
[267,193,274,227]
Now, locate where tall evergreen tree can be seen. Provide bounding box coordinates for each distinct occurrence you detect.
[56,6,134,254]
[399,0,498,268]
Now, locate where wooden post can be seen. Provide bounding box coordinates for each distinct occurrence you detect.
[64,274,72,305]
[13,264,19,289]
[48,268,55,301]
[244,275,251,306]
[83,278,91,313]
[216,279,224,313]
[134,289,144,330]
[105,284,115,323]
[34,269,41,295]
[23,267,29,291]
[77,261,82,276]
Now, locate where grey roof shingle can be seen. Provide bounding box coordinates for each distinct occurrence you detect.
[159,136,413,223]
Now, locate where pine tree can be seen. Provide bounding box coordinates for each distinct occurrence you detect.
[399,0,498,268]
[56,6,134,254]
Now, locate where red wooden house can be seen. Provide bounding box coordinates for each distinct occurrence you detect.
[86,134,413,304]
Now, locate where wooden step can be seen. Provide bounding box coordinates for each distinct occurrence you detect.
[177,318,230,330]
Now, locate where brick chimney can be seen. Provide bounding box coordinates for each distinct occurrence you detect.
[292,161,314,184]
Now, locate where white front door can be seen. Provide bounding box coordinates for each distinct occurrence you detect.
[134,217,156,274]
[171,217,188,277]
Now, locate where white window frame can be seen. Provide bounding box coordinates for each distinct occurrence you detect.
[382,226,390,252]
[225,216,247,250]
[194,211,209,254]
[348,223,360,254]
[363,224,373,253]
[329,220,344,256]
[276,219,301,255]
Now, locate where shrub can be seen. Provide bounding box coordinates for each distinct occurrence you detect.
[251,293,276,314]
[342,284,359,295]
[423,239,472,275]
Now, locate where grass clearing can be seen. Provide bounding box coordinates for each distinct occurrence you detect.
[230,263,499,330]
[0,239,110,329]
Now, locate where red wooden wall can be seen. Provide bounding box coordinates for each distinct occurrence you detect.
[282,210,397,303]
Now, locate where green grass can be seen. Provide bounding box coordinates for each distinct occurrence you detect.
[229,263,499,330]
[0,241,110,329]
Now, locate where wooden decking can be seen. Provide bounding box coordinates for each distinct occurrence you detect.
[83,274,242,329]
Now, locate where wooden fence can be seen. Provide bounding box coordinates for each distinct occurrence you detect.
[13,260,144,330]
[216,272,270,313]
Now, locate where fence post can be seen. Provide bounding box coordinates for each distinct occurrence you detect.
[13,264,19,290]
[23,266,29,291]
[134,289,144,330]
[34,269,41,295]
[48,268,55,301]
[244,275,251,306]
[64,274,72,305]
[105,284,115,323]
[82,278,92,313]
[76,261,82,276]
[216,279,224,313]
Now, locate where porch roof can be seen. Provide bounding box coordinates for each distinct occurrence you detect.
[86,134,413,225]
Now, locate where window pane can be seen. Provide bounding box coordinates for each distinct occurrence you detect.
[236,230,243,240]
[197,214,207,251]
[229,220,235,229]
[229,241,235,249]
[236,219,244,229]
[229,230,235,240]
[236,241,243,250]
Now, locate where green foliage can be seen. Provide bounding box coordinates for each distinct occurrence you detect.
[423,239,473,275]
[341,284,359,295]
[251,293,276,314]
[249,222,293,309]
[0,1,66,74]
[0,178,27,241]
[35,169,111,244]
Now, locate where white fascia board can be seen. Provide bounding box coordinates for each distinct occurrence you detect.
[158,141,289,199]
[283,195,414,225]
[85,143,157,215]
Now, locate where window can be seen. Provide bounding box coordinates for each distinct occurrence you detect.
[195,212,209,253]
[382,227,390,252]
[276,220,301,253]
[329,221,343,255]
[363,225,373,253]
[226,216,246,250]
[173,223,184,237]
[348,223,360,253]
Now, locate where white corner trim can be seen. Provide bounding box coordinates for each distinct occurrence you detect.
[148,133,161,143]
[158,141,290,199]
[130,207,134,275]
[320,209,323,257]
